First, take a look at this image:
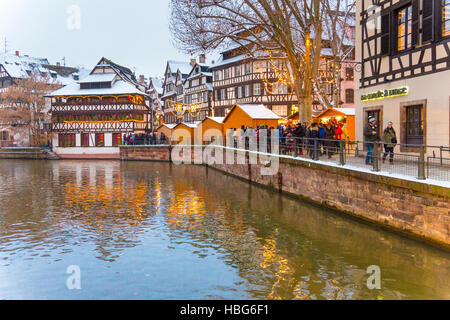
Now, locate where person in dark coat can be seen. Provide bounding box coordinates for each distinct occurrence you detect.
[307,122,320,159]
[382,121,397,164]
[323,122,336,158]
[364,116,380,165]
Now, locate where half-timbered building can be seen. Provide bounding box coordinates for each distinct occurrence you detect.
[161,60,192,124]
[46,57,150,159]
[0,51,87,146]
[356,0,450,149]
[210,46,300,119]
[181,57,213,123]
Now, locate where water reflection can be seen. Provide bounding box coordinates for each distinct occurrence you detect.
[0,160,449,300]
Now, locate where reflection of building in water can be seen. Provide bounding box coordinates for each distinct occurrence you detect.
[163,172,307,300]
[52,161,154,261]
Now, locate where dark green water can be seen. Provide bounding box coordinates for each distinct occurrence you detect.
[0,160,448,300]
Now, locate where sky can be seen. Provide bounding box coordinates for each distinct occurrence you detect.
[0,0,192,77]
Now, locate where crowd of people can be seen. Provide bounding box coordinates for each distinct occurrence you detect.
[123,132,167,146]
[123,116,398,165]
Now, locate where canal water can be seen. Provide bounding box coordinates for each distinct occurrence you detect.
[0,160,449,300]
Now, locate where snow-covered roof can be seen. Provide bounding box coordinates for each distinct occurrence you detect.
[46,79,147,97]
[180,121,202,128]
[211,54,248,69]
[0,53,87,86]
[149,76,164,94]
[233,104,282,120]
[333,108,355,116]
[206,117,225,124]
[78,73,116,83]
[160,123,176,129]
[168,60,192,75]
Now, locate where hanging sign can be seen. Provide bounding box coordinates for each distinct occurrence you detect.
[361,87,408,102]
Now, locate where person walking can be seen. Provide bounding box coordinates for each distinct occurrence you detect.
[364,116,380,165]
[382,121,397,164]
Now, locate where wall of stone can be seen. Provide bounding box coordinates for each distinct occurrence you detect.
[120,146,450,249]
[0,148,52,160]
[120,146,171,162]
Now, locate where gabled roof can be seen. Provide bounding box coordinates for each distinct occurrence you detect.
[173,121,202,129]
[314,107,355,119]
[167,60,193,75]
[158,123,177,130]
[224,104,281,123]
[46,57,147,97]
[205,117,225,124]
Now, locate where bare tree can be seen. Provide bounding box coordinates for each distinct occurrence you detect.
[0,73,61,146]
[315,0,356,109]
[170,0,355,123]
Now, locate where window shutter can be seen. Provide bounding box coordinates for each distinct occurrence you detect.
[380,12,391,55]
[411,0,420,46]
[422,0,435,43]
[434,0,443,40]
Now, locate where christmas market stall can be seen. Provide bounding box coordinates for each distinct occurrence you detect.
[313,108,355,140]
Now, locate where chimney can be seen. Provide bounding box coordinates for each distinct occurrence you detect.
[199,54,206,64]
[139,75,146,84]
[190,58,196,67]
[15,51,19,57]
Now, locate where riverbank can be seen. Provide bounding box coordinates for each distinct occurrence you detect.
[0,147,58,160]
[118,145,450,251]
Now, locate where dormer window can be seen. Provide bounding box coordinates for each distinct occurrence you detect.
[80,81,112,89]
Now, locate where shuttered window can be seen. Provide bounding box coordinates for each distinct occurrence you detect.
[422,0,435,42]
[380,13,391,55]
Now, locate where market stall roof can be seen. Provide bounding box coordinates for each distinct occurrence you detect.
[158,123,177,130]
[206,117,225,124]
[173,121,202,129]
[224,104,281,122]
[314,107,355,119]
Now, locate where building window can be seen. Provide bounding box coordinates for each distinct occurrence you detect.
[444,0,450,37]
[81,133,89,147]
[406,105,424,145]
[254,83,261,96]
[237,87,243,98]
[112,133,122,147]
[214,71,220,81]
[59,134,75,148]
[224,68,230,79]
[220,88,226,100]
[95,133,105,147]
[235,65,241,77]
[244,63,252,75]
[345,68,354,81]
[396,5,413,51]
[245,85,250,97]
[345,89,354,104]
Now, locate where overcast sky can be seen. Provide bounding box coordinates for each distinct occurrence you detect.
[0,0,193,77]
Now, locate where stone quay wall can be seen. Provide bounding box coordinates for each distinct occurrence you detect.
[118,145,450,249]
[0,148,53,160]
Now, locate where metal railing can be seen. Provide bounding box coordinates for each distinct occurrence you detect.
[119,134,450,183]
[205,135,449,183]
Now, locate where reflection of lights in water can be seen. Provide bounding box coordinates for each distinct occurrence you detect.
[259,232,296,300]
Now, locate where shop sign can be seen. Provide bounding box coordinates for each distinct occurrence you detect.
[361,87,408,102]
